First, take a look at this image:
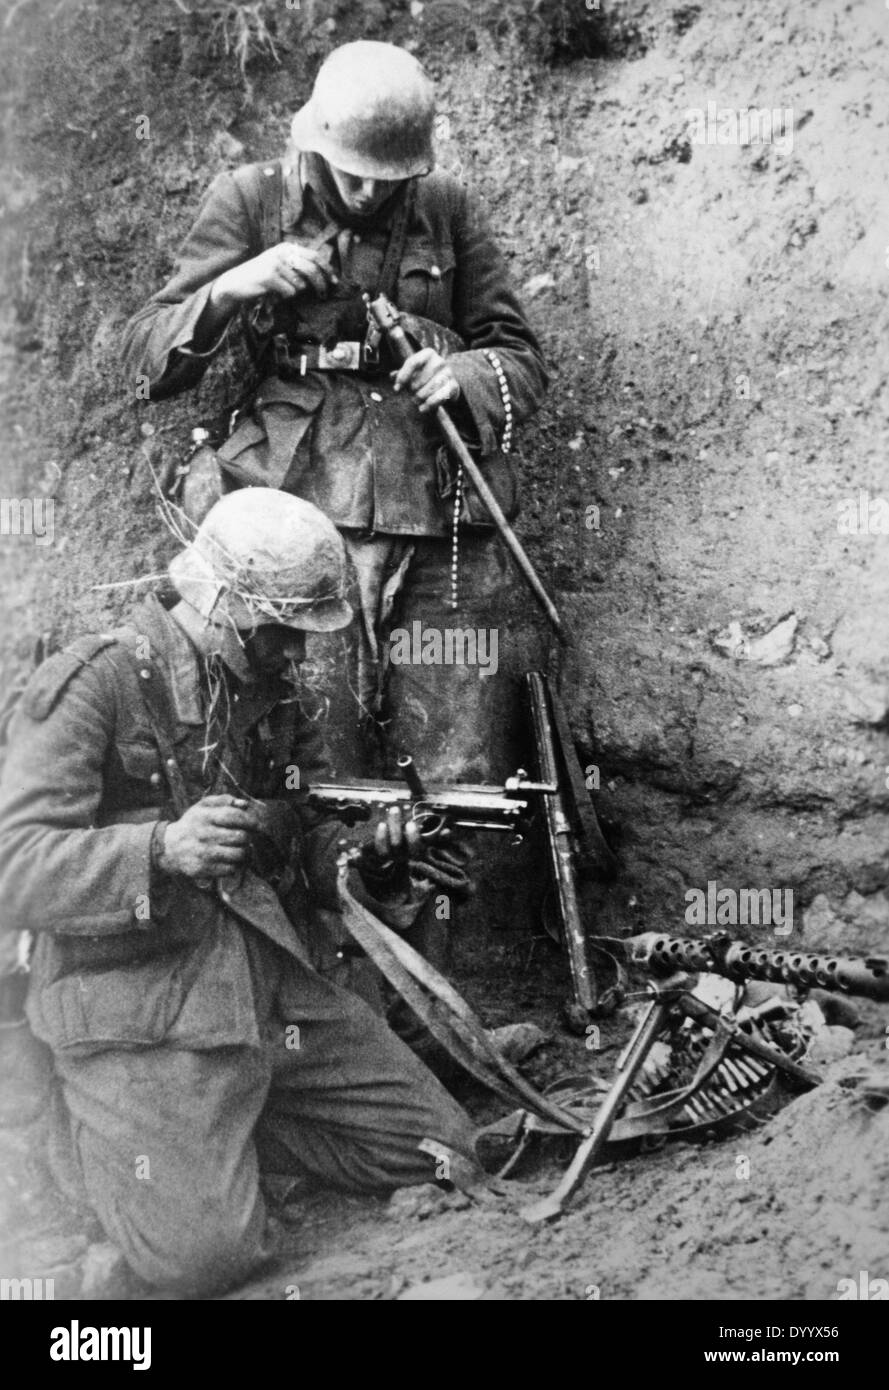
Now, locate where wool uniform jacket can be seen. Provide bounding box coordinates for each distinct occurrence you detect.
[121,162,549,536]
[0,595,406,1055]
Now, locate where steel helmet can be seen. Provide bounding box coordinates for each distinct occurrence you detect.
[289,41,435,181]
[168,488,352,634]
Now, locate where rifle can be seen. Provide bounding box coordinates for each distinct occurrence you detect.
[519,931,889,1223]
[523,670,616,1020]
[305,674,615,1016]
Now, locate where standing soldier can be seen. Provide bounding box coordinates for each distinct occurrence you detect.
[122,39,549,784]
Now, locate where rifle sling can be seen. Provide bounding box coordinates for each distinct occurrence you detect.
[337,862,585,1135]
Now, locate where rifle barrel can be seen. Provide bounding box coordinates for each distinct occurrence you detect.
[525,671,598,1014]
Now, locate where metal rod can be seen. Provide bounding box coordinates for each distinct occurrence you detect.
[521,999,671,1223]
[396,753,426,800]
[365,292,566,641]
[683,995,821,1089]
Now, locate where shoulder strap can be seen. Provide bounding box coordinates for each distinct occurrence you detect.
[377,179,417,300]
[253,160,414,298]
[21,634,119,722]
[239,161,284,377]
[258,161,283,251]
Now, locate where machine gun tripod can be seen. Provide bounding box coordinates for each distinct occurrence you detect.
[510,932,889,1221]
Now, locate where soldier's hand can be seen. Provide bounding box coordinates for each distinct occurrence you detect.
[392,349,461,413]
[156,795,262,880]
[210,245,336,310]
[357,806,421,902]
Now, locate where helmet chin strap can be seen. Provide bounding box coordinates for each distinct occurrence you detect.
[211,620,254,683]
[169,599,254,683]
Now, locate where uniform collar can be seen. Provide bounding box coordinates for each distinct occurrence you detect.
[282,151,406,234]
[136,595,287,729]
[135,594,204,725]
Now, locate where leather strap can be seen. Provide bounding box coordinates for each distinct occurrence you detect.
[258,161,283,251]
[376,179,415,299]
[336,854,585,1134]
[259,158,415,296]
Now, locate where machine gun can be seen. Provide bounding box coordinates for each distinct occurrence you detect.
[334,805,889,1224]
[307,755,553,840]
[310,664,888,1218]
[615,931,889,1002]
[515,932,889,1222]
[305,671,616,1015]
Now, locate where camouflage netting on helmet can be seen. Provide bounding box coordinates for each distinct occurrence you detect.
[168,488,352,634]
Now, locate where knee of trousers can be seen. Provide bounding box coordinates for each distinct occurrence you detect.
[111,1191,269,1297]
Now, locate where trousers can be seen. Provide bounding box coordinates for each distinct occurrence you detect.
[308,530,531,783]
[47,929,477,1296]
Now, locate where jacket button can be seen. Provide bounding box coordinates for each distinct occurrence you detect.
[370,391,383,403]
[139,668,150,680]
[430,264,442,280]
[165,758,176,769]
[149,772,161,786]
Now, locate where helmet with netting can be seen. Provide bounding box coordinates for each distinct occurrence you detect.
[169,488,352,633]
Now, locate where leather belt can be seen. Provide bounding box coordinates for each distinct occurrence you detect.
[273,335,383,376]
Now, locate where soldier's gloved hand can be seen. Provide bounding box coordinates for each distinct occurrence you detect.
[155,794,263,880]
[391,349,461,413]
[411,833,474,900]
[356,806,420,904]
[210,244,336,311]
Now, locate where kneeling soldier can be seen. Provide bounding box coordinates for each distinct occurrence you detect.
[0,488,482,1296]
